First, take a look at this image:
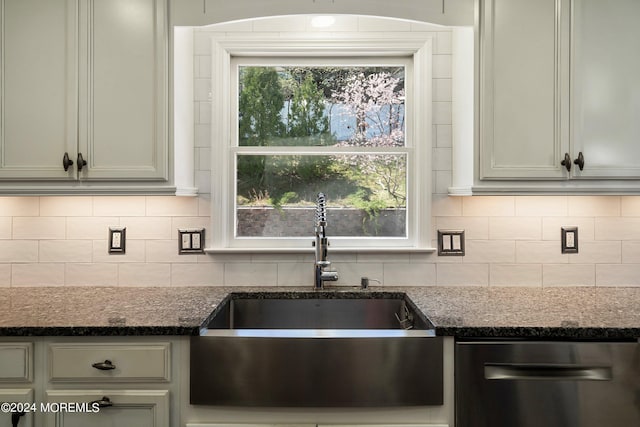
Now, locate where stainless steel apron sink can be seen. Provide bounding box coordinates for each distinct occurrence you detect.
[190,292,443,407]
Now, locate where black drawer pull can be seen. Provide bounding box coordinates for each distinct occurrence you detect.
[89,396,113,408]
[11,411,25,427]
[92,359,116,370]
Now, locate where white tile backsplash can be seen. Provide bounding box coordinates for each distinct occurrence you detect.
[0,264,10,287]
[490,264,542,287]
[595,217,640,241]
[436,216,488,240]
[0,197,39,216]
[39,240,93,263]
[276,262,312,286]
[435,124,452,148]
[543,264,595,287]
[65,263,119,286]
[621,196,640,216]
[146,240,197,263]
[171,263,224,286]
[489,217,542,241]
[13,217,65,240]
[93,196,146,217]
[0,217,11,239]
[0,241,38,263]
[515,196,568,217]
[432,55,452,79]
[569,241,621,264]
[384,262,436,286]
[596,264,640,287]
[463,196,515,217]
[542,217,595,241]
[621,241,640,263]
[225,262,278,286]
[464,240,515,264]
[92,239,146,263]
[12,263,64,286]
[40,196,93,216]
[119,263,172,287]
[516,241,568,264]
[568,196,621,217]
[66,217,116,240]
[437,263,488,286]
[0,189,636,290]
[121,217,172,240]
[146,196,199,217]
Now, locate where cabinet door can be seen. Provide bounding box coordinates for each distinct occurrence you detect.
[571,0,640,178]
[0,342,32,382]
[478,0,570,180]
[45,390,169,427]
[78,0,168,181]
[0,0,77,180]
[0,389,34,427]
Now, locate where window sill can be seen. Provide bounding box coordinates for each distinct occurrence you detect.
[204,247,437,254]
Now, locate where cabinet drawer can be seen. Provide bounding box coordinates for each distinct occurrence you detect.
[48,343,170,383]
[0,343,32,382]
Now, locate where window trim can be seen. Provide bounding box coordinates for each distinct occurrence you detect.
[208,35,434,253]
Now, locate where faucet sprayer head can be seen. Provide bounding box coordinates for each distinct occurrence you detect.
[316,193,327,225]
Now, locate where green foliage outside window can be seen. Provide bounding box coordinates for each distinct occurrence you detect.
[236,65,406,220]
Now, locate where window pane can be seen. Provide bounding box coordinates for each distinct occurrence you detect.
[236,154,407,238]
[238,66,405,148]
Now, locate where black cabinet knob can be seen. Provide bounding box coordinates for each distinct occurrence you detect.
[77,153,87,171]
[62,152,74,171]
[574,152,585,171]
[561,153,572,171]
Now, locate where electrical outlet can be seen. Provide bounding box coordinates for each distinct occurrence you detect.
[438,230,465,256]
[562,226,578,253]
[109,227,126,254]
[179,228,205,254]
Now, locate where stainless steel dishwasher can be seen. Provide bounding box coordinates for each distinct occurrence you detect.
[455,340,640,427]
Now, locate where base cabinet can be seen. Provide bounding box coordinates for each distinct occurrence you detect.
[0,343,34,427]
[0,389,34,427]
[44,390,169,427]
[45,340,172,427]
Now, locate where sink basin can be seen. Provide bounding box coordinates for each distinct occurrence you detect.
[203,294,435,332]
[190,292,442,407]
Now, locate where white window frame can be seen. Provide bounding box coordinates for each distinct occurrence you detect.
[208,35,433,253]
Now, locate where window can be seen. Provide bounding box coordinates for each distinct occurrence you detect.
[210,37,433,252]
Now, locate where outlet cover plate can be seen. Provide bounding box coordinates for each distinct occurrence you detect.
[438,230,465,256]
[561,226,578,254]
[179,228,205,254]
[109,227,126,254]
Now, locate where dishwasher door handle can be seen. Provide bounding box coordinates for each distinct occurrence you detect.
[484,363,613,381]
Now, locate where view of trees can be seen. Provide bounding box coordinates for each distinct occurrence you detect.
[237,65,407,217]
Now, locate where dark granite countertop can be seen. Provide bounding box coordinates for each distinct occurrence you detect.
[0,286,638,339]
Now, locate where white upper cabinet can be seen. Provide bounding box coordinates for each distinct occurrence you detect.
[78,0,168,182]
[571,0,640,179]
[475,0,640,192]
[477,0,570,182]
[0,0,169,193]
[0,0,77,180]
